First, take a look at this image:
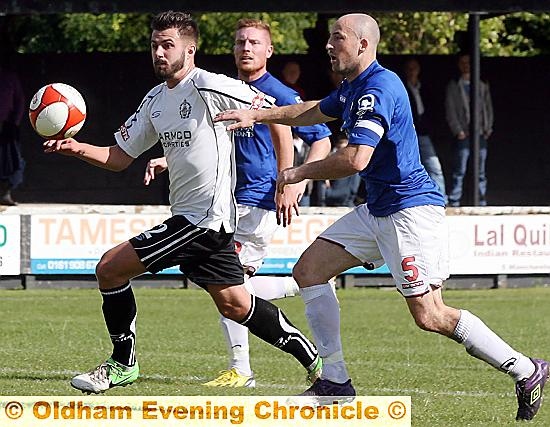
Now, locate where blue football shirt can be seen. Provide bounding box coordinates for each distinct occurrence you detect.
[234,72,331,211]
[319,61,445,216]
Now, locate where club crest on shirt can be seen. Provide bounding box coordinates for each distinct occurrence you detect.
[250,93,266,110]
[179,99,192,119]
[356,94,375,117]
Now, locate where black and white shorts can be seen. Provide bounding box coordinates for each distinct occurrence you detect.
[129,215,244,287]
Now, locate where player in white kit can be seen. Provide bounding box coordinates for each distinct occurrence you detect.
[43,11,321,394]
[144,18,332,388]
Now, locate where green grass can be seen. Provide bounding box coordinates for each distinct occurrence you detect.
[1,286,550,426]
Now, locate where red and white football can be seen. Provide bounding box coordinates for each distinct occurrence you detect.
[29,83,86,139]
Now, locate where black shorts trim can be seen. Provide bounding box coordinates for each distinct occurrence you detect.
[129,215,244,287]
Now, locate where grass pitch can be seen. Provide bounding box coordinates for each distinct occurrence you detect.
[1,286,549,426]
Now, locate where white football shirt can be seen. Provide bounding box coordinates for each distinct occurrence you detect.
[114,67,273,232]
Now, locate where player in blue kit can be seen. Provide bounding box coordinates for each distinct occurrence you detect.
[145,18,331,388]
[215,13,548,420]
[211,18,332,388]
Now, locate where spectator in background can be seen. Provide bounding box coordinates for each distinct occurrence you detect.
[445,52,494,207]
[292,132,313,206]
[281,60,306,100]
[324,69,346,135]
[0,49,25,206]
[305,68,349,207]
[403,58,447,201]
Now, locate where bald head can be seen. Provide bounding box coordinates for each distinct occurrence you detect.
[338,13,380,49]
[326,13,379,80]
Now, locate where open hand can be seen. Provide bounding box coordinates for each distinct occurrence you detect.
[43,138,81,155]
[275,182,303,227]
[144,157,168,185]
[214,109,258,131]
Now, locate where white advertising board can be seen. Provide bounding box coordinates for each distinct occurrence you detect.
[449,214,550,274]
[260,213,550,275]
[0,215,21,275]
[28,212,550,276]
[30,214,172,274]
[262,212,388,274]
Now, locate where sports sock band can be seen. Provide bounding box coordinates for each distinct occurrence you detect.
[248,276,299,300]
[220,315,252,376]
[301,283,349,383]
[101,282,137,367]
[240,295,318,370]
[452,309,535,381]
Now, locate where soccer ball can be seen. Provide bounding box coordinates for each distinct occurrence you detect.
[29,83,86,139]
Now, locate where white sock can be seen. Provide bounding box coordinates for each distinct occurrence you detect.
[248,276,299,300]
[216,279,255,377]
[453,309,535,381]
[300,283,349,383]
[219,315,252,376]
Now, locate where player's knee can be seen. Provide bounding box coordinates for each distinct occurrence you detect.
[292,262,308,287]
[218,302,248,322]
[292,261,315,287]
[412,311,441,333]
[214,294,251,321]
[95,254,123,287]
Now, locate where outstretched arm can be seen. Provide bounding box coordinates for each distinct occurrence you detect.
[277,144,373,194]
[215,100,335,130]
[43,138,134,171]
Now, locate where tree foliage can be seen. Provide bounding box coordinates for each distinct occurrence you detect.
[372,12,550,56]
[5,12,550,56]
[375,12,467,55]
[196,12,317,54]
[8,13,151,53]
[6,12,316,54]
[498,12,550,55]
[60,13,152,52]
